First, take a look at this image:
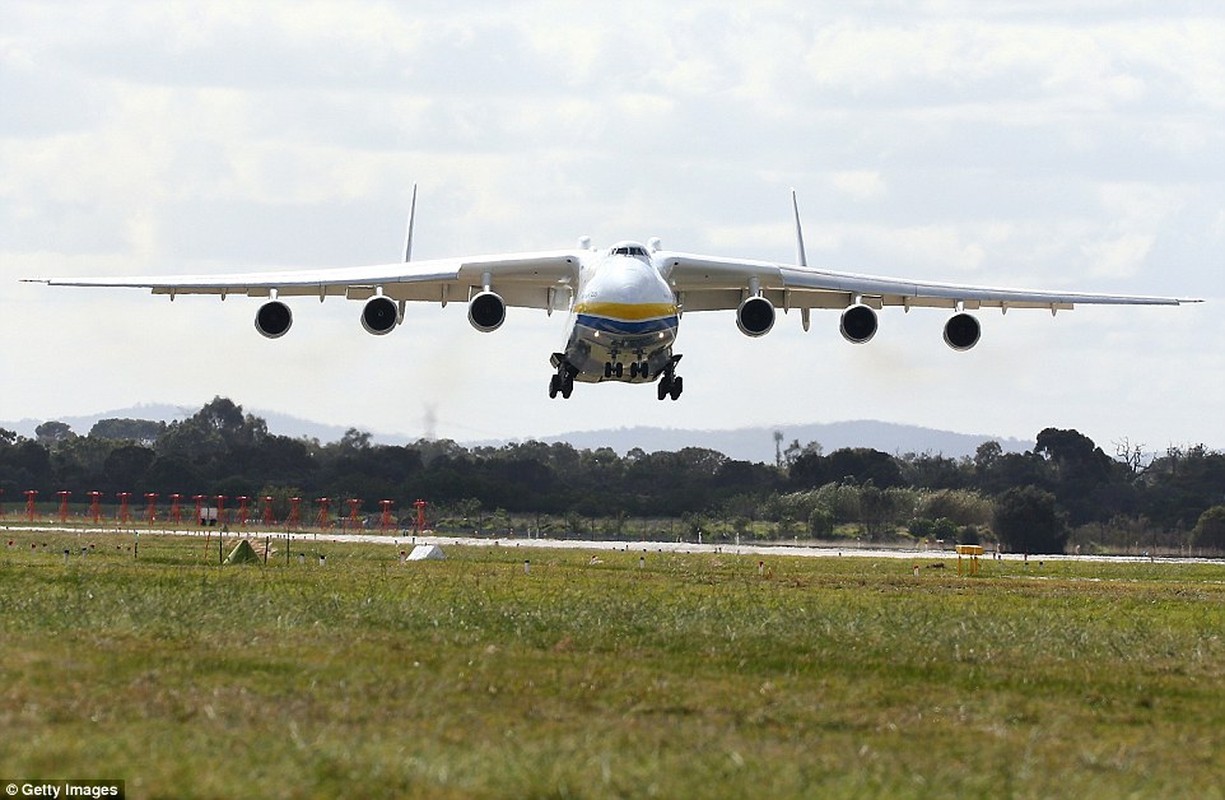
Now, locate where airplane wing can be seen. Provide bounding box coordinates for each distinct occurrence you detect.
[660,251,1198,312]
[30,250,582,311]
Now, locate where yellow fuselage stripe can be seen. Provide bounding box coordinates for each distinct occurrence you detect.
[574,301,678,321]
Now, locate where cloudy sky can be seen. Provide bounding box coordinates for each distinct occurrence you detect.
[2,1,1222,454]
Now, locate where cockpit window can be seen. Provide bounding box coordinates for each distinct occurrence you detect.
[610,243,648,257]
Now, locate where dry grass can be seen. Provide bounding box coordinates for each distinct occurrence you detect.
[2,532,1224,798]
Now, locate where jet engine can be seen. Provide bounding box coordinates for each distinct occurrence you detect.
[255,300,292,339]
[943,312,981,351]
[361,296,399,336]
[468,290,506,332]
[736,295,775,337]
[839,304,878,344]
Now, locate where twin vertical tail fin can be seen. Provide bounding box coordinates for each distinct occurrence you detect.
[403,183,418,263]
[791,188,808,268]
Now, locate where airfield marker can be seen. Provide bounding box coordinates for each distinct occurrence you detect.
[169,493,183,529]
[524,560,531,575]
[144,492,158,526]
[116,492,132,524]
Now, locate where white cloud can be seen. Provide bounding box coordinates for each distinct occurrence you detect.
[2,0,1222,449]
[830,170,886,202]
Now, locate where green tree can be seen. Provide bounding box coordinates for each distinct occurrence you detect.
[89,418,166,445]
[35,421,75,447]
[994,486,1067,554]
[1191,505,1225,551]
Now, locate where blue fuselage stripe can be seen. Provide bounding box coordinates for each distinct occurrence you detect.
[576,313,679,337]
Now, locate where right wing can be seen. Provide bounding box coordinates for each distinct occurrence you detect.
[29,250,583,311]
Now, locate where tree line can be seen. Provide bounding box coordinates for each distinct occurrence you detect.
[2,397,1223,554]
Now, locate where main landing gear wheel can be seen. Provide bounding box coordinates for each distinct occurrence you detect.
[656,372,683,401]
[549,368,575,399]
[655,354,684,401]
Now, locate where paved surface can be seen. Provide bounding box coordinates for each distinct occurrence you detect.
[6,523,1220,565]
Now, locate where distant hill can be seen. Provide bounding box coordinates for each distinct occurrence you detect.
[521,421,1030,463]
[4,404,1027,463]
[1,403,393,446]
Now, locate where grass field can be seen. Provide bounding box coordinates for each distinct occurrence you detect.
[2,531,1224,799]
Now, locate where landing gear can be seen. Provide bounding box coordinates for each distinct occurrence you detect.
[656,355,684,401]
[549,355,576,400]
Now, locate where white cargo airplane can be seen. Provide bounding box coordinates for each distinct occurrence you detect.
[29,188,1198,400]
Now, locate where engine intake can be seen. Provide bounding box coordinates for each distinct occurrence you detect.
[943,313,981,351]
[840,304,878,344]
[255,300,292,339]
[736,296,775,337]
[468,290,506,332]
[361,296,399,336]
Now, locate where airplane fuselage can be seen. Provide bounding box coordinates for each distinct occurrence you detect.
[560,242,680,386]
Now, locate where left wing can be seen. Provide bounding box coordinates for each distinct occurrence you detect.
[661,251,1197,313]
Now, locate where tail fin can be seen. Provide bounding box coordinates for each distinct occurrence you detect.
[791,188,808,267]
[403,184,418,262]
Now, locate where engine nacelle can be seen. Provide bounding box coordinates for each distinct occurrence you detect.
[736,295,775,337]
[839,304,878,344]
[943,312,981,351]
[255,300,292,339]
[468,290,506,332]
[361,296,399,336]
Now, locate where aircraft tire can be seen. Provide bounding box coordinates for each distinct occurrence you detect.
[549,375,560,399]
[669,376,684,400]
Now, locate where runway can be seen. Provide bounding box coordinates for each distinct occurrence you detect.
[7,523,1220,565]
